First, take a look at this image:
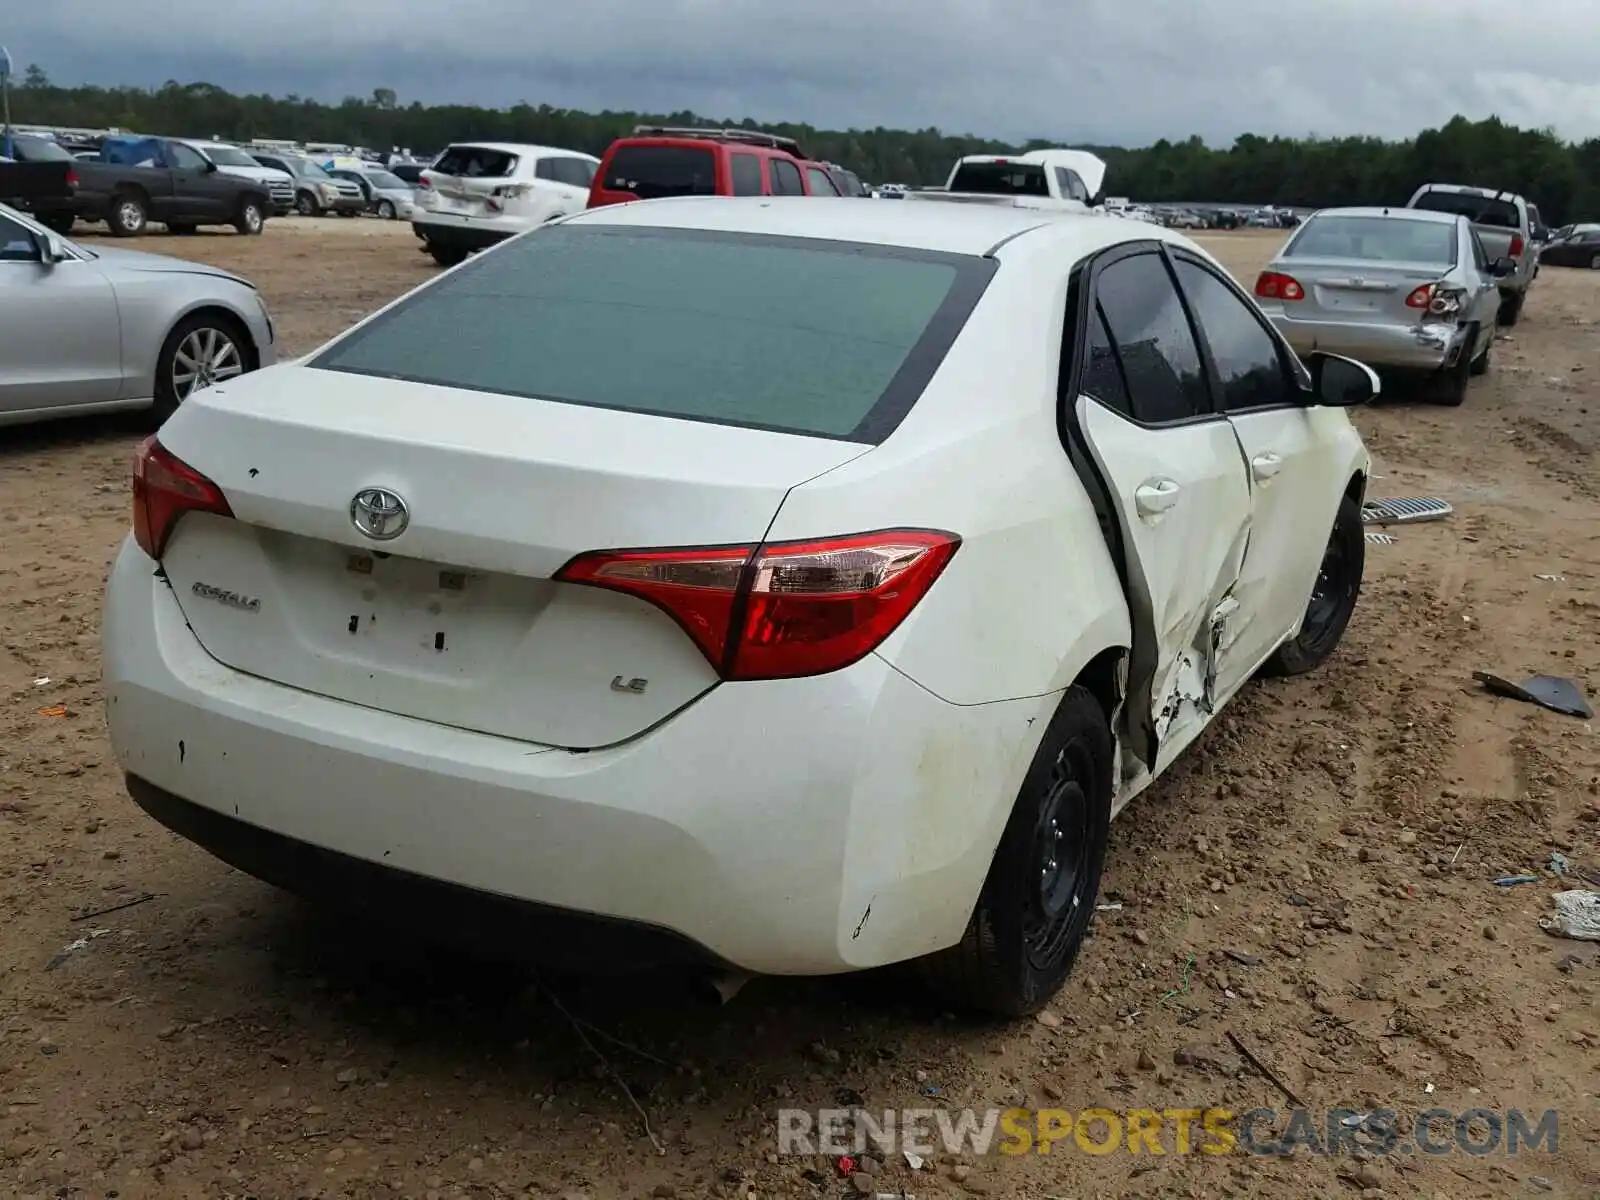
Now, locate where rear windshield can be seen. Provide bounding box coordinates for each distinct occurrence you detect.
[432,145,518,178]
[310,225,994,442]
[948,162,1049,197]
[1410,190,1519,229]
[1285,215,1457,264]
[601,145,717,198]
[14,136,74,163]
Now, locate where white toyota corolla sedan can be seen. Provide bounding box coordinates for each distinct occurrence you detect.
[103,197,1375,1016]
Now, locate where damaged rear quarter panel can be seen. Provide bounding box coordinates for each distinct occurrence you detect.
[766,269,1133,709]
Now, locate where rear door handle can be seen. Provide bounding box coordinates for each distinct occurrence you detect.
[1251,452,1283,480]
[1134,478,1181,516]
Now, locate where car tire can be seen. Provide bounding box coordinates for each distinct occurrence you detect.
[108,192,148,237]
[428,244,468,267]
[151,313,252,425]
[1589,253,1600,270]
[1433,333,1474,406]
[1468,326,1491,377]
[1260,493,1364,677]
[916,685,1113,1017]
[1496,291,1523,327]
[377,200,396,220]
[40,213,76,236]
[295,191,321,217]
[233,199,265,236]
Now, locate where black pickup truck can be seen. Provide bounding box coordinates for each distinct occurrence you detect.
[2,135,271,237]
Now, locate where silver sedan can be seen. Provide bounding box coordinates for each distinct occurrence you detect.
[0,203,277,428]
[1252,206,1510,405]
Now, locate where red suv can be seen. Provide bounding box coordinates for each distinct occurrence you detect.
[588,127,836,207]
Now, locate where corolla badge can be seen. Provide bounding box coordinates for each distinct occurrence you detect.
[350,487,409,540]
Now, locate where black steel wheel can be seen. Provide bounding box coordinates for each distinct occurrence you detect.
[1261,493,1364,676]
[917,686,1113,1017]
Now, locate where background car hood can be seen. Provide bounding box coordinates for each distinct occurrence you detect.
[86,245,249,286]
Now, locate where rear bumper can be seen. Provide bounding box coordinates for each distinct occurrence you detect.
[1268,313,1472,371]
[101,538,1046,976]
[412,210,530,250]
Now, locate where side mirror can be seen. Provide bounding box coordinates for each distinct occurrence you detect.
[30,231,63,265]
[1306,352,1379,407]
[204,159,218,173]
[1489,256,1516,277]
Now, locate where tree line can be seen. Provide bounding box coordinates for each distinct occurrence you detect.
[9,66,1600,223]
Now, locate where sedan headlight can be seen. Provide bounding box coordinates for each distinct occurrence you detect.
[317,182,337,199]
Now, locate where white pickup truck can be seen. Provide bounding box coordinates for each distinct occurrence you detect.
[909,149,1107,213]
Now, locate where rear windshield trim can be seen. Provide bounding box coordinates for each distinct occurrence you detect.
[309,225,998,445]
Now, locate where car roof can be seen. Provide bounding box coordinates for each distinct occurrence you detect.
[1412,183,1525,201]
[441,142,598,161]
[564,195,1171,258]
[1308,206,1461,225]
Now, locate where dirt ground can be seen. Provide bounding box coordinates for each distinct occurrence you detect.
[1,219,1596,1200]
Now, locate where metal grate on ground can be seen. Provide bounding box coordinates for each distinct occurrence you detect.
[1361,497,1453,525]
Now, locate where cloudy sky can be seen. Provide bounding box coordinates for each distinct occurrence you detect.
[8,0,1599,146]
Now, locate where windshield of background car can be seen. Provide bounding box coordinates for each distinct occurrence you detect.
[432,145,518,177]
[948,162,1049,197]
[284,157,330,179]
[600,145,717,199]
[309,226,994,442]
[366,170,406,189]
[15,136,74,163]
[1285,215,1457,264]
[203,145,260,168]
[1410,191,1520,229]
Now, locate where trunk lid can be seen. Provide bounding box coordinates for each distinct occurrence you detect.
[1275,257,1451,324]
[155,366,871,749]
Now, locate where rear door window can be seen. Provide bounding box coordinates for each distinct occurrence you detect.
[432,145,518,178]
[1093,252,1212,425]
[310,225,995,443]
[729,153,764,196]
[770,159,804,196]
[602,145,717,198]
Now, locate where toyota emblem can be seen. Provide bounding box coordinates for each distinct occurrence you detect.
[350,488,409,541]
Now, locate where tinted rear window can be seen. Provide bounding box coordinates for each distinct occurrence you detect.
[601,145,717,198]
[1286,216,1457,264]
[432,146,518,178]
[310,226,994,442]
[1410,191,1519,229]
[949,162,1049,197]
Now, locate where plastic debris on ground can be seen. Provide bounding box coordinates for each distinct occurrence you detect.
[1472,671,1593,718]
[1540,891,1600,942]
[1494,875,1539,887]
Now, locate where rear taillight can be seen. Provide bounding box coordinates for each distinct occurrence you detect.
[1254,271,1303,300]
[416,176,431,189]
[1405,283,1464,316]
[1508,234,1524,257]
[556,529,960,680]
[132,436,232,559]
[65,167,79,189]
